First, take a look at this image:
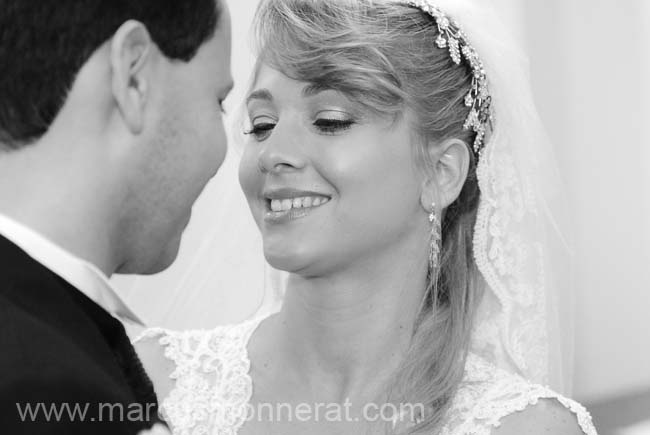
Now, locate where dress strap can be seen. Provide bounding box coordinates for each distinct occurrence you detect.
[441,354,598,435]
[133,309,277,435]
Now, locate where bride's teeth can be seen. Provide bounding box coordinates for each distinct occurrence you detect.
[281,199,293,211]
[268,195,331,213]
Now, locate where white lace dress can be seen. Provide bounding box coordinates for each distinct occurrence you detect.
[135,313,598,435]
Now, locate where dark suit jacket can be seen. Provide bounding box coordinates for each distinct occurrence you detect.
[0,235,159,434]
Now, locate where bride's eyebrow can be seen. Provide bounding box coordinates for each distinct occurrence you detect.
[302,83,327,97]
[302,84,344,98]
[246,89,273,106]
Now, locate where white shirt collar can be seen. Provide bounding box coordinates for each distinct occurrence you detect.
[0,213,144,326]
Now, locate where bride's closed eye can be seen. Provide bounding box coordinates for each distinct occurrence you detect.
[312,118,355,135]
[312,110,356,135]
[244,114,356,142]
[244,115,277,141]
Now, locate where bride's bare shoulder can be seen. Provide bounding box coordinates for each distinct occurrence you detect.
[133,329,181,401]
[456,354,597,435]
[491,398,587,435]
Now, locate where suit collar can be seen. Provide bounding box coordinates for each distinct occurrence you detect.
[0,213,143,326]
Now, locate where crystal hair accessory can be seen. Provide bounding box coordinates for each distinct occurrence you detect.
[404,0,493,157]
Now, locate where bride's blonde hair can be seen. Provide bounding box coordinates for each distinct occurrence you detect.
[253,0,484,432]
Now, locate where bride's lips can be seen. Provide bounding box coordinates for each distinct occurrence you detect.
[262,187,332,224]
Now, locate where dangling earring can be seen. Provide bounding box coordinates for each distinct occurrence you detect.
[428,201,441,274]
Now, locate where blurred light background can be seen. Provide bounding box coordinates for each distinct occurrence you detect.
[114,0,650,433]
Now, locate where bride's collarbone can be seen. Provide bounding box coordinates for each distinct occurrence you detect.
[243,371,393,435]
[243,318,399,434]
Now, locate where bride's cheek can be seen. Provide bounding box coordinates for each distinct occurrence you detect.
[238,154,259,200]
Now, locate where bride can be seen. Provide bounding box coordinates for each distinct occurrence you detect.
[136,0,598,433]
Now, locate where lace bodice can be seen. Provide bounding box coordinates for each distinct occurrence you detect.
[136,316,262,435]
[135,315,597,435]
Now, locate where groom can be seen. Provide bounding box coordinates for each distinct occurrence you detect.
[0,0,232,433]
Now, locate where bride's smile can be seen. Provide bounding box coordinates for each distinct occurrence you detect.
[263,187,332,222]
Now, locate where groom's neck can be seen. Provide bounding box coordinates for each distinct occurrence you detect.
[0,139,123,276]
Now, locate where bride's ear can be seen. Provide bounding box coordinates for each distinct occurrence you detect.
[420,138,471,212]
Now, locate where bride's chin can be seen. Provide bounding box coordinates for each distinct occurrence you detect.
[265,253,309,274]
[264,245,320,275]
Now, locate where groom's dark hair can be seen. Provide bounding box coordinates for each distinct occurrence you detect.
[0,0,221,149]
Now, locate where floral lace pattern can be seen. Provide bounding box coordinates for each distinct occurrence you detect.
[440,353,598,435]
[472,130,550,385]
[136,318,597,435]
[134,316,264,435]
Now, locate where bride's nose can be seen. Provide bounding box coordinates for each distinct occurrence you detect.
[257,129,307,174]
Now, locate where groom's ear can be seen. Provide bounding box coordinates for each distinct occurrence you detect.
[110,20,154,135]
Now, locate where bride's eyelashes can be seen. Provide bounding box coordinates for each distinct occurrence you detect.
[312,109,357,135]
[244,117,356,142]
[312,118,355,135]
[244,121,276,141]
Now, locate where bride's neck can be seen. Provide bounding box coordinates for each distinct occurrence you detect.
[274,249,428,402]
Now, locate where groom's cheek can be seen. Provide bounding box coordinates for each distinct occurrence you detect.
[211,122,228,176]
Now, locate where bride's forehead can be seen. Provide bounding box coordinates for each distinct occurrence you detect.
[252,65,297,88]
[248,65,319,101]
